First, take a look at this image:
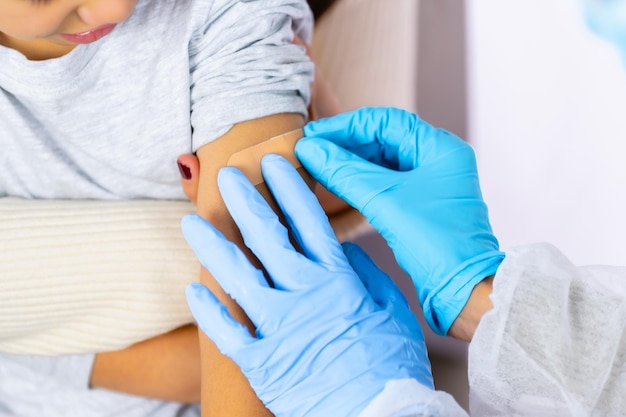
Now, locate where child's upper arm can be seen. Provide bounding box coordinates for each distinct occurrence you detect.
[188,1,314,413]
[193,113,307,417]
[188,0,314,285]
[196,113,305,213]
[188,0,314,155]
[195,112,306,270]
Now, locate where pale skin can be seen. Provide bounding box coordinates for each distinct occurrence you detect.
[0,0,346,413]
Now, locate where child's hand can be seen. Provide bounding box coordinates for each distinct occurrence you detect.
[177,155,200,205]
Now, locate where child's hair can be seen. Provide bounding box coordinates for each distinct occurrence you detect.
[308,0,337,19]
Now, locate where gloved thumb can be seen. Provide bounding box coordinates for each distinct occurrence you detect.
[341,242,411,314]
[296,137,397,212]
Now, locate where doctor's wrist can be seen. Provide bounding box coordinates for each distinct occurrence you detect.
[447,275,494,342]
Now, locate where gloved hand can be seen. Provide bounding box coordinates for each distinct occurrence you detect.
[296,107,505,335]
[182,154,434,417]
[583,0,626,61]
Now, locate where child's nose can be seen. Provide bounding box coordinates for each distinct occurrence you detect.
[75,0,137,27]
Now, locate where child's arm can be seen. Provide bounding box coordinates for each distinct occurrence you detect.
[186,1,316,414]
[194,113,305,417]
[90,324,201,403]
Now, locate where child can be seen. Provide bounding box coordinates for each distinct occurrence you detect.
[0,0,319,415]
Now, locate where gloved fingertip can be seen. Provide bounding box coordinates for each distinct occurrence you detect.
[341,241,366,260]
[186,281,206,292]
[340,240,356,253]
[261,154,301,188]
[186,282,210,303]
[185,282,252,354]
[181,213,200,228]
[295,137,325,165]
[295,135,316,151]
[185,282,215,321]
[180,214,209,239]
[261,153,292,175]
[342,242,378,278]
[217,166,246,190]
[260,153,285,165]
[342,242,411,310]
[302,121,316,137]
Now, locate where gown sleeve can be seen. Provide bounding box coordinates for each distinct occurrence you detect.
[468,243,626,416]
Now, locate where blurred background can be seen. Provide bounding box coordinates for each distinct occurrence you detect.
[310,0,626,410]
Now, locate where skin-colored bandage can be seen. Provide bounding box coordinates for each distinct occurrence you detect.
[227,128,307,185]
[224,127,369,243]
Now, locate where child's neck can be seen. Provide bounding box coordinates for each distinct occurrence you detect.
[0,33,75,61]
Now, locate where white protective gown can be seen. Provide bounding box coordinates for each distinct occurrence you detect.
[359,243,626,417]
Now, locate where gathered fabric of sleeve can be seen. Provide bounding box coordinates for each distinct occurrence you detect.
[468,243,626,416]
[188,0,314,151]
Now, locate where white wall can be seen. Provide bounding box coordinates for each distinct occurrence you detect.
[313,0,419,112]
[466,0,626,266]
[417,0,467,139]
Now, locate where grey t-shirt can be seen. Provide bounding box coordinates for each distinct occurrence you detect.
[0,0,313,200]
[0,0,313,415]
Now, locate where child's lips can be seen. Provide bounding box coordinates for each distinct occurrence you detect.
[59,24,117,44]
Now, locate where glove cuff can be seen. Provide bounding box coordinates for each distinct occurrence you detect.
[422,251,505,335]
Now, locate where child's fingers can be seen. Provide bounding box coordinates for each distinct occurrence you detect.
[177,154,200,205]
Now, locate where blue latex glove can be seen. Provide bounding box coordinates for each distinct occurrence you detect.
[296,107,505,335]
[182,154,433,417]
[583,0,626,62]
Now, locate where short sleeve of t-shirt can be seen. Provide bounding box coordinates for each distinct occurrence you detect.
[188,0,314,151]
